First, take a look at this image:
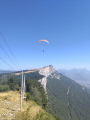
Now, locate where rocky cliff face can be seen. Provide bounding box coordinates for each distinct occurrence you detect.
[38,65,61,91]
[39,65,55,77]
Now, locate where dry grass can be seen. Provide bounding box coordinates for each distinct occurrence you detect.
[0,91,20,120]
[0,91,55,120]
[0,91,42,120]
[13,69,38,75]
[15,101,55,120]
[16,97,43,120]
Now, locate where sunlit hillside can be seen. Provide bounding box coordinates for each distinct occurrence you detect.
[0,91,55,120]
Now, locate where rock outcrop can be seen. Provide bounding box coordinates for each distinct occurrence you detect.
[38,65,61,91]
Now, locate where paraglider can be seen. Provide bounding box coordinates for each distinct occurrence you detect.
[37,39,49,52]
[43,49,44,52]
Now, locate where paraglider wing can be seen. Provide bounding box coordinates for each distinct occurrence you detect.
[37,40,49,43]
[37,39,49,52]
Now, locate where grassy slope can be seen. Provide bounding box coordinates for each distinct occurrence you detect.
[0,91,55,120]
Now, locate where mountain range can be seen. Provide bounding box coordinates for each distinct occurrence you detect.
[38,66,90,120]
[58,68,90,88]
[1,65,90,120]
[0,70,12,73]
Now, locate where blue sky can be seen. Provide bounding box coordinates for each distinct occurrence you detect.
[0,0,90,70]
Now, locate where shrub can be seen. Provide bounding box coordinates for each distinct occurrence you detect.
[0,85,10,92]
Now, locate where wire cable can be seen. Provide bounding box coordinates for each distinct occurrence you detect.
[0,44,16,66]
[0,32,19,65]
[0,57,16,71]
[0,32,20,70]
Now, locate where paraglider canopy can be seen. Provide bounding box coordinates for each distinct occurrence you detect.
[37,40,49,43]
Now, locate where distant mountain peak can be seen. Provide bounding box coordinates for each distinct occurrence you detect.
[38,65,55,77]
[38,65,61,91]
